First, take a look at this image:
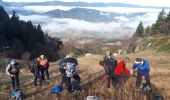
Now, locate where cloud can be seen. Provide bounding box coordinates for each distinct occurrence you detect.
[18,11,159,39]
[114,16,130,22]
[22,6,74,13]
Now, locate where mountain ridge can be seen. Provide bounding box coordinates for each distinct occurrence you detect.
[1,0,170,9]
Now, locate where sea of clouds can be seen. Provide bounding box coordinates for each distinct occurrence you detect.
[14,6,170,39]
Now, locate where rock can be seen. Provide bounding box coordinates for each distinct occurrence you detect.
[85,53,93,57]
[86,96,100,100]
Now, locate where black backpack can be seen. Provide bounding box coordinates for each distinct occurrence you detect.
[10,88,24,100]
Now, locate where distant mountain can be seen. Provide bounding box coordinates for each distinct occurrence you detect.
[1,1,170,9]
[43,8,146,22]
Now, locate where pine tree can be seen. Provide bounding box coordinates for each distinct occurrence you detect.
[145,26,151,35]
[157,8,166,23]
[166,12,170,22]
[136,21,144,37]
[154,8,167,34]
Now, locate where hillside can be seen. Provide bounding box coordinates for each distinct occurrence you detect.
[0,48,170,99]
[0,6,62,60]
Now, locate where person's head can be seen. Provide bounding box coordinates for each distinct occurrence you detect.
[105,50,110,56]
[124,57,130,63]
[111,52,119,59]
[36,57,41,62]
[134,58,143,65]
[40,55,45,60]
[67,52,75,58]
[10,59,18,66]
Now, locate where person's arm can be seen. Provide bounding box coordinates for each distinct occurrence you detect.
[132,64,138,70]
[6,64,11,75]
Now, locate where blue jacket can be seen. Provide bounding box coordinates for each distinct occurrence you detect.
[133,60,150,76]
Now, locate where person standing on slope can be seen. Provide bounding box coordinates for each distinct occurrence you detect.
[30,57,42,86]
[114,57,130,88]
[6,59,20,90]
[132,58,151,91]
[62,52,80,93]
[103,51,118,88]
[39,55,50,81]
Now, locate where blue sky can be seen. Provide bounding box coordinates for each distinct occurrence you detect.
[2,0,170,7]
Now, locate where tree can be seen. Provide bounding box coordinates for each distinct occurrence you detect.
[154,8,167,34]
[157,8,166,23]
[136,21,144,37]
[166,12,170,22]
[145,26,151,35]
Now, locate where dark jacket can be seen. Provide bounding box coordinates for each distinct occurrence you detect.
[103,58,117,77]
[30,60,41,73]
[6,63,19,75]
[58,57,66,74]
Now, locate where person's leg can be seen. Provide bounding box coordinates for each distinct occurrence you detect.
[33,72,38,86]
[44,68,50,80]
[66,77,71,93]
[15,73,19,89]
[107,77,110,88]
[37,71,42,86]
[145,75,151,86]
[11,76,15,90]
[136,72,142,89]
[41,68,45,81]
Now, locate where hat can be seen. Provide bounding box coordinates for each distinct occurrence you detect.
[135,58,142,64]
[40,55,44,58]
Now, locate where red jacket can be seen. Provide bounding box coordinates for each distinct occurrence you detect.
[114,60,130,76]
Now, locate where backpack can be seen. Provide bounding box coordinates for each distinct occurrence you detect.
[50,86,63,94]
[140,83,152,93]
[65,63,76,77]
[10,88,24,100]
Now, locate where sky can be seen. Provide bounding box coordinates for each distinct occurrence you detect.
[2,0,170,7]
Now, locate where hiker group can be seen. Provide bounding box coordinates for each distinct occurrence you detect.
[5,52,81,96]
[5,50,151,99]
[5,55,49,89]
[101,50,151,92]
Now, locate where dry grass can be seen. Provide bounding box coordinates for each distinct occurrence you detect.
[0,50,170,100]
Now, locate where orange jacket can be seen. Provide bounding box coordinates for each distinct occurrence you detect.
[39,59,48,68]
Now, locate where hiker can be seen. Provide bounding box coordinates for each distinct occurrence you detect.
[30,57,42,86]
[58,57,67,87]
[62,52,80,93]
[39,55,50,80]
[114,57,130,88]
[103,51,117,88]
[132,58,151,91]
[6,59,20,90]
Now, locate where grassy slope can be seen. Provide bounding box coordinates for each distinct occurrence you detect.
[0,49,170,100]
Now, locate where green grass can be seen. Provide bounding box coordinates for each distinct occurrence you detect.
[142,35,170,53]
[157,43,170,53]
